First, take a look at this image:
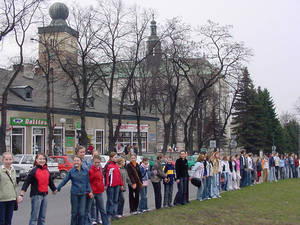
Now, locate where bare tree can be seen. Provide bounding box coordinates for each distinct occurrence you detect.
[0,0,40,154]
[173,20,251,154]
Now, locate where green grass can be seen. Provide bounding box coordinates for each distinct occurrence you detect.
[112,179,300,225]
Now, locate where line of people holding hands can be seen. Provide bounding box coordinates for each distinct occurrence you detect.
[0,147,191,225]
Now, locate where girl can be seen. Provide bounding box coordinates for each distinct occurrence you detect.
[126,154,142,214]
[20,153,57,225]
[211,152,220,198]
[88,155,110,225]
[203,153,213,200]
[229,156,237,190]
[221,156,230,191]
[0,152,21,225]
[116,158,129,218]
[191,154,205,201]
[57,155,92,225]
[105,152,123,220]
[279,154,285,180]
[235,154,241,189]
[262,155,269,182]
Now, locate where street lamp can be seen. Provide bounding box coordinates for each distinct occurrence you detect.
[60,118,66,155]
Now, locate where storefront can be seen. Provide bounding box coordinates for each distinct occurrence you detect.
[116,124,149,152]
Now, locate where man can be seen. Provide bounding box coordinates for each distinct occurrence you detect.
[239,149,247,187]
[151,153,167,209]
[174,150,189,205]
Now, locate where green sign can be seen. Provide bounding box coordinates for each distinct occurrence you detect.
[66,136,74,147]
[200,148,207,152]
[76,122,81,129]
[10,117,47,126]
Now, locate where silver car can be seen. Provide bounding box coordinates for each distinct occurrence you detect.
[13,154,60,179]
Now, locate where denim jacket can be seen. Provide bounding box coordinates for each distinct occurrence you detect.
[57,166,91,195]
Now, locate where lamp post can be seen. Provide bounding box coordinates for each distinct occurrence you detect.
[60,118,66,155]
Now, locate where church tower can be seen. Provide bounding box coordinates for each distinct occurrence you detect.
[146,16,161,73]
[37,2,79,75]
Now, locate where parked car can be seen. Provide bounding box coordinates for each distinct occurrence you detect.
[0,156,27,184]
[49,155,74,179]
[13,154,60,179]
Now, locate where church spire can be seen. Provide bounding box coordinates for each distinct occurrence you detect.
[150,14,157,36]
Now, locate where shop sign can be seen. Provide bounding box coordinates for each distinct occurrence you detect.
[66,136,74,147]
[10,117,47,126]
[76,122,81,129]
[119,124,148,132]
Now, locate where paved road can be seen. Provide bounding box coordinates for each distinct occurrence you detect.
[13,178,197,225]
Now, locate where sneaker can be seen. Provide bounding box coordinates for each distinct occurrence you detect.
[92,222,97,225]
[97,220,102,224]
[132,211,138,215]
[142,210,148,213]
[115,215,122,218]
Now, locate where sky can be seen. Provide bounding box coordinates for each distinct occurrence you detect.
[1,0,299,115]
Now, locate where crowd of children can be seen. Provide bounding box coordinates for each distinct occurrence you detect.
[1,148,300,225]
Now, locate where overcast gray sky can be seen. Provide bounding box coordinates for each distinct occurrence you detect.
[1,0,299,115]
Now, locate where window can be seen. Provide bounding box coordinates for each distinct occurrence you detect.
[11,127,25,154]
[95,130,104,154]
[133,132,148,152]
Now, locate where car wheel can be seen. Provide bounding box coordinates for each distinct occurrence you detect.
[60,171,68,179]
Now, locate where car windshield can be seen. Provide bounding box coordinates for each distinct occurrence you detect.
[13,155,23,164]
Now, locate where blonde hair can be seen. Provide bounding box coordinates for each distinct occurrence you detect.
[2,151,13,159]
[117,158,125,165]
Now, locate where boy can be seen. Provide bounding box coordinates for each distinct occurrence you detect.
[163,157,175,207]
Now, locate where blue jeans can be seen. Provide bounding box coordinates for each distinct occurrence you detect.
[246,170,252,186]
[70,194,86,225]
[211,174,219,198]
[203,176,212,199]
[174,177,187,205]
[139,186,148,211]
[163,184,173,207]
[196,180,204,200]
[117,191,125,216]
[285,166,289,178]
[0,200,15,225]
[91,199,99,223]
[94,194,110,225]
[30,195,48,225]
[106,186,120,218]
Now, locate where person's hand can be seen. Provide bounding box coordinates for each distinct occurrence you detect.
[17,195,23,203]
[164,178,168,183]
[104,186,108,191]
[52,190,57,195]
[176,179,180,184]
[131,183,137,189]
[89,193,94,199]
[120,186,124,191]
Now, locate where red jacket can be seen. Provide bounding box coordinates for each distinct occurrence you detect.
[89,165,104,194]
[295,159,299,167]
[105,161,123,187]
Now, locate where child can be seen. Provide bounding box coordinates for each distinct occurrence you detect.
[105,152,123,220]
[191,155,204,201]
[126,154,142,215]
[88,155,110,225]
[0,152,21,225]
[163,157,175,206]
[20,153,57,225]
[229,155,237,190]
[57,155,92,225]
[139,158,154,212]
[116,158,129,218]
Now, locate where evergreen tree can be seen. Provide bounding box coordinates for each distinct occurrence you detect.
[282,119,300,153]
[232,68,260,153]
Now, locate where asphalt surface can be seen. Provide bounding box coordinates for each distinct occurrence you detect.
[13,178,197,225]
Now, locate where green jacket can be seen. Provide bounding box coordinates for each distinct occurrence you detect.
[0,166,17,202]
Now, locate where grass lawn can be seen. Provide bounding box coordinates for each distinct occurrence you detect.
[112,179,300,225]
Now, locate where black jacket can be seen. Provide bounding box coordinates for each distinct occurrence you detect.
[175,158,189,179]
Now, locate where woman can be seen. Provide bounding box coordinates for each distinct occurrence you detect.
[105,152,123,220]
[262,155,269,183]
[191,154,205,201]
[139,158,153,212]
[20,153,57,225]
[234,154,241,189]
[57,155,92,225]
[0,152,22,225]
[88,155,110,225]
[211,152,220,198]
[126,154,142,214]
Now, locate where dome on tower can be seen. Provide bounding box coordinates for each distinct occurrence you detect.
[49,2,69,26]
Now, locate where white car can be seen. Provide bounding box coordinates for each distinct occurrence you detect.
[13,154,60,179]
